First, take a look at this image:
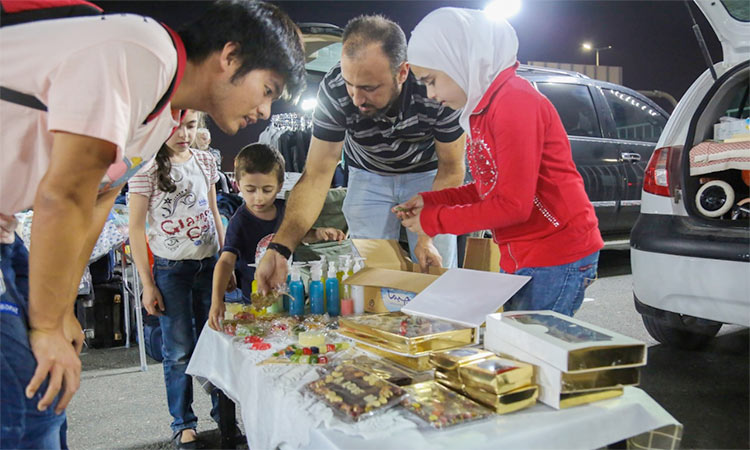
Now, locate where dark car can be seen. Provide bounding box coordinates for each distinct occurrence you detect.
[274,23,669,242]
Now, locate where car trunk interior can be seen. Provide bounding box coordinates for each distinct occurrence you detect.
[683,61,749,227]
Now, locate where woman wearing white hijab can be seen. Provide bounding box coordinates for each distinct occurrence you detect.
[394,8,603,316]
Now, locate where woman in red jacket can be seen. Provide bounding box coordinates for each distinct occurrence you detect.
[394,7,604,316]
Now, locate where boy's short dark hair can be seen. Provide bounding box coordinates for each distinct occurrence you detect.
[179,0,306,101]
[342,15,406,75]
[234,143,285,185]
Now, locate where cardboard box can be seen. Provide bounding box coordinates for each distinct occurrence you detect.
[345,239,445,313]
[462,237,500,272]
[486,311,647,373]
[350,239,447,275]
[714,118,750,141]
[485,327,640,408]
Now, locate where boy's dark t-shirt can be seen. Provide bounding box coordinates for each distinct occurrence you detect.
[222,198,285,301]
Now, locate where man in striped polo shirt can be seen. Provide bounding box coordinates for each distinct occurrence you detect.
[257,15,466,291]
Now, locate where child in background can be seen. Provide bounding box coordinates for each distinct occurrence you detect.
[395,8,603,317]
[207,144,345,331]
[128,110,223,448]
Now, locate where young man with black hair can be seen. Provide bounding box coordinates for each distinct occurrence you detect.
[256,15,466,294]
[0,1,305,448]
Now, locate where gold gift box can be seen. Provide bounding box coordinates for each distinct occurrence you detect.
[429,347,494,371]
[559,387,623,409]
[458,356,534,394]
[353,341,433,372]
[434,368,464,392]
[462,384,539,414]
[338,312,475,355]
[346,355,416,386]
[561,367,640,393]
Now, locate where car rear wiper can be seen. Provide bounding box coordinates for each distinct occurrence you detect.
[684,1,718,81]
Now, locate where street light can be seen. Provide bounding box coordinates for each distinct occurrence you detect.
[581,42,612,66]
[484,0,521,20]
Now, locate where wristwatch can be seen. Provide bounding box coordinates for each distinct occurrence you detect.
[267,242,292,260]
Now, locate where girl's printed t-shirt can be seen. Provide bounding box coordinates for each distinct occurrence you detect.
[128,149,220,260]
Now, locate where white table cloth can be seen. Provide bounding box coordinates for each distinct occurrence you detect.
[187,327,680,450]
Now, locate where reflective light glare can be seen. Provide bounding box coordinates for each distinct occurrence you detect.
[301,98,317,111]
[484,0,522,20]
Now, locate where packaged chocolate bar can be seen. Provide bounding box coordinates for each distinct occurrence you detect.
[560,367,640,393]
[430,347,494,371]
[401,381,494,429]
[306,363,406,422]
[434,368,463,392]
[458,356,534,394]
[338,312,474,354]
[343,355,416,386]
[353,340,433,372]
[462,384,538,414]
[558,388,623,409]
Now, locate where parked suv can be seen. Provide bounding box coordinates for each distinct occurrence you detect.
[631,0,749,349]
[292,24,669,240]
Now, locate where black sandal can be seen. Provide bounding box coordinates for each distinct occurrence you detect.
[173,429,200,450]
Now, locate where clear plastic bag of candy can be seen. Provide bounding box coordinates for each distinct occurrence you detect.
[401,381,494,429]
[305,363,406,422]
[258,341,351,366]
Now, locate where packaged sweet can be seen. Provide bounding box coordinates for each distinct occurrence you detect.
[458,356,534,395]
[258,342,350,366]
[305,363,405,422]
[342,355,416,386]
[434,368,463,392]
[355,341,433,371]
[401,381,494,429]
[220,319,257,337]
[429,347,494,371]
[338,312,474,354]
[462,384,538,414]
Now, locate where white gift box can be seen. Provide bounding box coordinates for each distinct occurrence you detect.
[485,311,647,372]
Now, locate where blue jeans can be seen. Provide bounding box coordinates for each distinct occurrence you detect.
[502,251,599,316]
[1,235,68,449]
[152,255,220,436]
[343,167,458,268]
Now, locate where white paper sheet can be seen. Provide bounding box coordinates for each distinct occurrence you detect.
[402,268,530,328]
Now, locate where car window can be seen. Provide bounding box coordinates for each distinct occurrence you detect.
[724,82,750,119]
[536,82,601,138]
[603,89,666,143]
[306,42,342,73]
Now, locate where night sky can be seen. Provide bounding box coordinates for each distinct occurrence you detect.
[98,0,724,165]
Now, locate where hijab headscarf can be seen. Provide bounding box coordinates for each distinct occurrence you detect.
[408,7,519,135]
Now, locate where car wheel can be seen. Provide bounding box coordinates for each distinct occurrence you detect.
[641,314,722,350]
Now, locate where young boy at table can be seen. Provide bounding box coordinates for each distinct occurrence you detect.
[207,144,344,330]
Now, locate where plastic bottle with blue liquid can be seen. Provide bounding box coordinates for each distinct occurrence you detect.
[288,265,305,316]
[325,262,340,316]
[309,262,325,315]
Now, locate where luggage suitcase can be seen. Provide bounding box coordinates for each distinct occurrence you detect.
[88,277,126,348]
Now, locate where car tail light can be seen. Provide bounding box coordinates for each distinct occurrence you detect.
[643,146,679,197]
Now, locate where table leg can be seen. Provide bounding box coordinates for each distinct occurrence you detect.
[218,389,241,449]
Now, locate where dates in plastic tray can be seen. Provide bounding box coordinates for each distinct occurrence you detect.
[401,381,494,429]
[306,363,405,422]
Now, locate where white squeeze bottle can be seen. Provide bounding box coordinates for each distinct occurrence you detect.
[351,257,366,314]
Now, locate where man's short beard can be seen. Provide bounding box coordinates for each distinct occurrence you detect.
[359,76,401,118]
